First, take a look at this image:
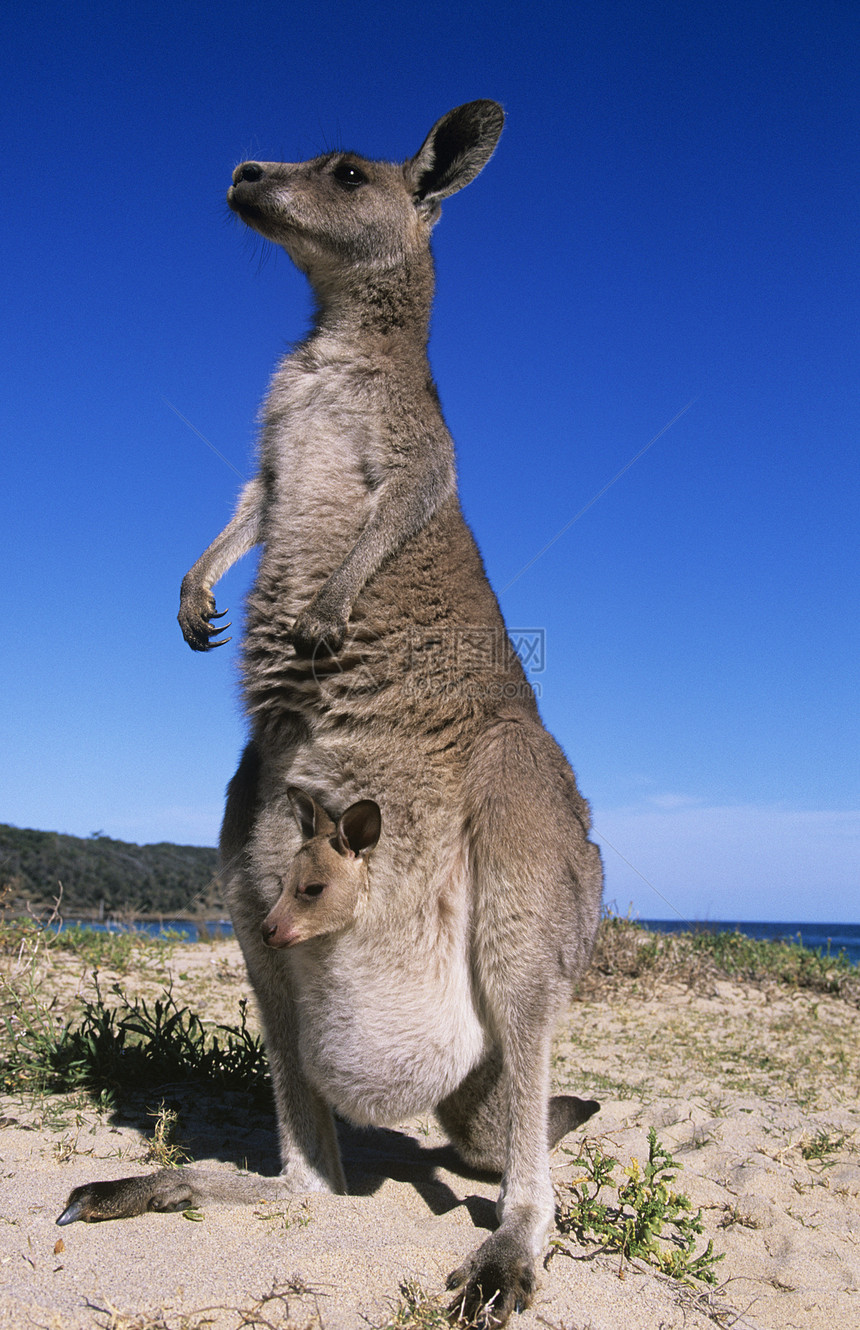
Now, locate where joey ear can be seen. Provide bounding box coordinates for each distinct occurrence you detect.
[287,787,335,841]
[336,800,382,859]
[405,100,504,216]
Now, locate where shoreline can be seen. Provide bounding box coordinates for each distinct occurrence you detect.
[15,909,860,968]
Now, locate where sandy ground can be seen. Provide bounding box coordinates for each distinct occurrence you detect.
[1,939,858,1330]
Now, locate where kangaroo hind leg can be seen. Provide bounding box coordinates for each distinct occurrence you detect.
[446,715,602,1324]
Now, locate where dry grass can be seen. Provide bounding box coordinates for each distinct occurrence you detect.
[579,914,860,1006]
[78,1279,325,1330]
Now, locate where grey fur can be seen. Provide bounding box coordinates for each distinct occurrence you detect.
[63,101,603,1324]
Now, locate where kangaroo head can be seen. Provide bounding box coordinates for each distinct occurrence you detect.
[227,101,504,286]
[261,787,382,949]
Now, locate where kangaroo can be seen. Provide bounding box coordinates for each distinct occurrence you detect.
[261,787,381,949]
[58,101,603,1324]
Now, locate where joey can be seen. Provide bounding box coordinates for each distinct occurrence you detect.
[261,788,381,948]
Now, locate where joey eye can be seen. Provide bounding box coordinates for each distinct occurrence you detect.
[301,883,326,899]
[332,161,368,190]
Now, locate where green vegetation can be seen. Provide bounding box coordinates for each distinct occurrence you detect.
[376,1279,479,1329]
[143,1104,190,1167]
[0,915,163,972]
[554,1128,724,1284]
[800,1129,846,1165]
[0,820,220,917]
[1,978,268,1106]
[586,912,859,1004]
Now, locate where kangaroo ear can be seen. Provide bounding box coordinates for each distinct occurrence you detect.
[337,800,382,859]
[405,100,504,218]
[287,787,335,841]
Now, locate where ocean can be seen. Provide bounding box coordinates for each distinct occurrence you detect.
[63,916,860,965]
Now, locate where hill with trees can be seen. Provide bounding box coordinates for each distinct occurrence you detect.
[0,823,221,918]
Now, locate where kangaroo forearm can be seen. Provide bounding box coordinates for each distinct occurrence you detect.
[183,476,265,593]
[317,457,454,612]
[178,476,264,650]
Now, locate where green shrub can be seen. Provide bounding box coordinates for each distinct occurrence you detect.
[554,1128,724,1284]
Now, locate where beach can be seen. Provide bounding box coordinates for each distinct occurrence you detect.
[1,932,858,1329]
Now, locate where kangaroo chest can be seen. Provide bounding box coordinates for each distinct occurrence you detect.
[256,360,379,595]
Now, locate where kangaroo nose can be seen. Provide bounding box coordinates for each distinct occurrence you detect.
[234,162,265,184]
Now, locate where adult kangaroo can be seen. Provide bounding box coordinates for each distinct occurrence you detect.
[59,101,603,1324]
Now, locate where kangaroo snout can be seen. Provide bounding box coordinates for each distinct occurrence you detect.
[261,909,299,949]
[233,161,265,184]
[228,163,269,222]
[261,878,329,949]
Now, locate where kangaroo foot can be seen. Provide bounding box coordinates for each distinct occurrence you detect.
[446,1230,536,1327]
[57,1169,199,1225]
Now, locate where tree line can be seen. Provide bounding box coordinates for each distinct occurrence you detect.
[0,822,222,918]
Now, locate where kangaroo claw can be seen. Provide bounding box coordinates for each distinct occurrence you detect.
[56,1197,87,1226]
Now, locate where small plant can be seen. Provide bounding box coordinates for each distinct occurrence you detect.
[53,1131,93,1164]
[50,924,160,973]
[0,887,172,975]
[585,913,859,1006]
[376,1279,467,1329]
[554,1129,724,1285]
[254,1199,312,1230]
[143,1104,189,1167]
[719,1204,760,1230]
[800,1129,846,1165]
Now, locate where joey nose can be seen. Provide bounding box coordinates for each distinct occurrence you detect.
[261,918,277,945]
[234,162,264,184]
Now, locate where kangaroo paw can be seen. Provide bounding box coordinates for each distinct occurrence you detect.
[56,1170,198,1225]
[446,1231,536,1327]
[178,581,231,652]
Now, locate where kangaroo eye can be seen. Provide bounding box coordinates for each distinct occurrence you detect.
[302,883,326,899]
[332,161,368,189]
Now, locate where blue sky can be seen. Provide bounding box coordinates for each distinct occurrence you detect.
[2,1,857,923]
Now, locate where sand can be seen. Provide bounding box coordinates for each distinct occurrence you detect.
[1,938,858,1329]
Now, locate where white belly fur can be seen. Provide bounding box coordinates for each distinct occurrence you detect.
[288,921,485,1127]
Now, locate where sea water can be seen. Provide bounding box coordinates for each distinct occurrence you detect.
[61,918,235,943]
[61,916,860,965]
